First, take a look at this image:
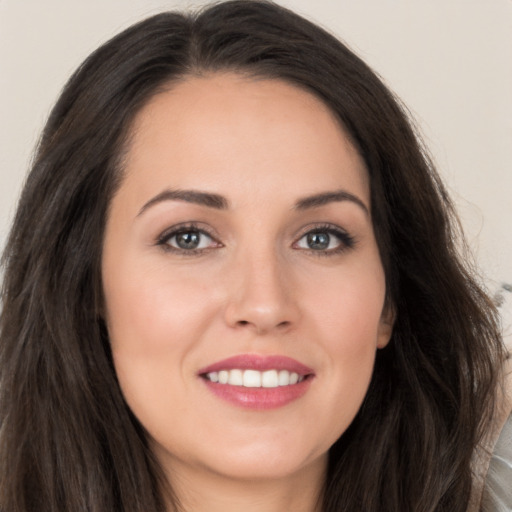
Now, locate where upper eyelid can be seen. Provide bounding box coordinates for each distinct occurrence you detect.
[154,221,354,248]
[155,225,222,255]
[157,222,219,242]
[294,222,351,238]
[293,223,356,250]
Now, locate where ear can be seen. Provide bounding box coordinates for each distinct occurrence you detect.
[376,303,395,349]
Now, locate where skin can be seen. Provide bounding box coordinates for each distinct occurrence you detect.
[102,73,394,512]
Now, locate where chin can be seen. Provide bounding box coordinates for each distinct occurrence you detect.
[151,427,329,484]
[204,449,326,482]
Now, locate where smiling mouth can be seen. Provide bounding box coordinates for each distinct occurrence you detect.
[203,369,308,388]
[198,355,314,408]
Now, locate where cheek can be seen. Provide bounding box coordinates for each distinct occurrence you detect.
[300,265,385,437]
[104,260,218,353]
[103,261,220,411]
[304,261,386,354]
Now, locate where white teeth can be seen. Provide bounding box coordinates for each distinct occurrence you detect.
[205,369,305,388]
[278,369,290,386]
[228,369,243,386]
[243,369,261,387]
[262,370,278,388]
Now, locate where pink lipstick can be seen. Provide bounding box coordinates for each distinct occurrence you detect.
[198,355,314,410]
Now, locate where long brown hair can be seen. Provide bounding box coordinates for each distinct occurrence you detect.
[0,1,504,510]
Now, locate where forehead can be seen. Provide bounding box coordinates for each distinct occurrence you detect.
[121,73,369,207]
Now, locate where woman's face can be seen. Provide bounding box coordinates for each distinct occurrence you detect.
[102,73,393,485]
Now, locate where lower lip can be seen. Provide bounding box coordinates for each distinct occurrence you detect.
[202,378,312,410]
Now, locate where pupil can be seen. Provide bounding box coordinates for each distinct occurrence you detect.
[307,232,329,250]
[176,231,200,249]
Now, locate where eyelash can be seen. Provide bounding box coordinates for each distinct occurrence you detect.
[294,223,356,256]
[155,222,356,256]
[156,222,220,255]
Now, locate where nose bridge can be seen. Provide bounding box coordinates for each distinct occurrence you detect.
[224,237,298,333]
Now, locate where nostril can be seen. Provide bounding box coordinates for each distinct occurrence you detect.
[234,319,292,330]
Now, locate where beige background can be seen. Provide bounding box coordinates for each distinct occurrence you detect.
[1,0,511,290]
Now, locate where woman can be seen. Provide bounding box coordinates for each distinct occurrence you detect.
[0,1,507,511]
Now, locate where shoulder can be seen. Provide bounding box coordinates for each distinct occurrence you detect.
[481,408,512,511]
[476,285,512,511]
[470,349,512,512]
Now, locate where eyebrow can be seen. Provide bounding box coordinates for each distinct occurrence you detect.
[137,189,229,216]
[294,190,369,215]
[137,188,369,217]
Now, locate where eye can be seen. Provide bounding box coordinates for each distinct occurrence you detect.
[157,225,220,253]
[295,226,355,253]
[171,230,211,250]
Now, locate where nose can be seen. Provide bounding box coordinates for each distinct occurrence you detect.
[223,250,300,335]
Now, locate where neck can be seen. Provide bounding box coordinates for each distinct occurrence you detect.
[162,456,326,512]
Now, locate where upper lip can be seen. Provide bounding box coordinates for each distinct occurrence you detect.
[198,354,314,376]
